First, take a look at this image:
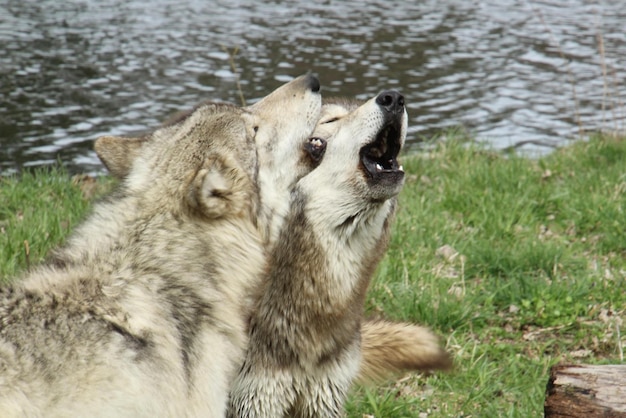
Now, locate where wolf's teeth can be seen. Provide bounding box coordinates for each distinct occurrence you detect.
[399,165,404,171]
[376,163,383,171]
[311,138,322,146]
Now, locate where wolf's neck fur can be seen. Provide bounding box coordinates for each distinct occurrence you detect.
[257,159,311,250]
[296,183,395,305]
[257,173,290,250]
[254,180,396,365]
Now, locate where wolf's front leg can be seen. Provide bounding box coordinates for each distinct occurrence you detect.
[290,351,358,418]
[227,367,295,418]
[292,375,351,418]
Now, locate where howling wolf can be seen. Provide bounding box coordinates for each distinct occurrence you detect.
[0,75,322,417]
[228,91,449,417]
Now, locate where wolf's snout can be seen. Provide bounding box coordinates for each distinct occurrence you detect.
[305,74,321,93]
[376,90,404,115]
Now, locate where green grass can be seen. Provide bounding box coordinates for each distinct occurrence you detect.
[0,168,113,281]
[350,133,626,417]
[1,135,624,417]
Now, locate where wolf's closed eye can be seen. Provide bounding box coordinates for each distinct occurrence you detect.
[322,117,340,124]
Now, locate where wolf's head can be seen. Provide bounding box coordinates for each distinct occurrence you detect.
[121,102,261,220]
[301,90,407,214]
[53,101,265,272]
[94,75,322,234]
[286,89,407,251]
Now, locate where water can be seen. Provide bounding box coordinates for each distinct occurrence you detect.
[1,0,625,175]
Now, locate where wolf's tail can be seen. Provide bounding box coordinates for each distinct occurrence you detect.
[356,319,452,384]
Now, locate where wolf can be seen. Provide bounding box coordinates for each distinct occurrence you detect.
[227,90,450,417]
[0,74,322,417]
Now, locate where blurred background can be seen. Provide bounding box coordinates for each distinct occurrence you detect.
[1,0,625,175]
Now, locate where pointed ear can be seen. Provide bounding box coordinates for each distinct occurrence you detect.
[94,136,146,178]
[187,157,248,218]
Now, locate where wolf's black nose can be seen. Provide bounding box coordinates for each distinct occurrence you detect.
[306,74,321,93]
[376,90,404,114]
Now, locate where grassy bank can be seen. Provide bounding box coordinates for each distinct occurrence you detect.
[1,135,625,417]
[0,171,113,279]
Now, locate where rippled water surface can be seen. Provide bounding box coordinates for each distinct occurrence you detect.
[1,0,625,174]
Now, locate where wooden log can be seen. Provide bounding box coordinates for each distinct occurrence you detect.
[545,364,626,417]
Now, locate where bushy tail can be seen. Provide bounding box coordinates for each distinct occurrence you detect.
[356,319,452,384]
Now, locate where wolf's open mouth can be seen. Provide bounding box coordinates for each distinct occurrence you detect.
[305,137,327,162]
[359,121,403,180]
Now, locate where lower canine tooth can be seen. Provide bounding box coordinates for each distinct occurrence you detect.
[376,163,383,171]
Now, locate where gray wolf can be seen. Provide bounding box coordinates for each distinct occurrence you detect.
[0,75,322,417]
[228,90,449,417]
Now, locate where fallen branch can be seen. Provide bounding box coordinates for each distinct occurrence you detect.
[545,364,626,417]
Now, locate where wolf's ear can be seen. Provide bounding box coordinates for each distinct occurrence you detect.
[187,158,247,218]
[94,136,146,179]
